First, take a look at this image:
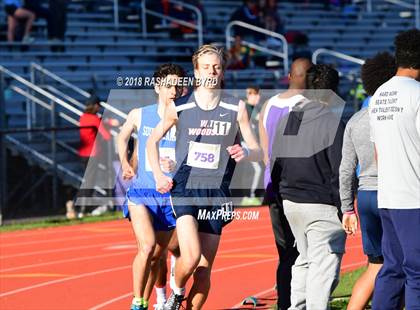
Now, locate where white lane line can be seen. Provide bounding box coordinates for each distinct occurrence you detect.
[0,265,131,298]
[2,244,274,273]
[341,260,367,269]
[0,221,124,240]
[1,250,135,272]
[0,240,134,259]
[87,258,278,310]
[1,230,129,248]
[1,233,272,260]
[88,293,133,310]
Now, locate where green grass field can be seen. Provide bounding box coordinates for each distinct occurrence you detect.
[330,266,367,309]
[0,211,123,232]
[269,267,367,309]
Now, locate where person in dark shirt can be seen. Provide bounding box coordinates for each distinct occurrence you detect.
[229,0,262,39]
[49,0,68,41]
[262,0,284,34]
[270,64,347,309]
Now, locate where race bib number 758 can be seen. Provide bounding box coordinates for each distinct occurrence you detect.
[187,141,221,169]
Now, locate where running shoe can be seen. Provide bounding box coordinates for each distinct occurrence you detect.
[130,304,143,310]
[153,303,164,310]
[163,291,184,310]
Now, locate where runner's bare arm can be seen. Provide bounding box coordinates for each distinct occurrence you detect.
[374,144,377,164]
[258,100,269,166]
[146,102,178,193]
[235,100,263,162]
[117,109,139,180]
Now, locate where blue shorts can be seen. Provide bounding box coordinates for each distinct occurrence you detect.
[123,188,176,231]
[358,190,383,263]
[171,187,234,235]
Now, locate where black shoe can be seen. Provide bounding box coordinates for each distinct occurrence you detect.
[163,291,184,310]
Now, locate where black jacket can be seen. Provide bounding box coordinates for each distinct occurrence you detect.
[270,100,345,208]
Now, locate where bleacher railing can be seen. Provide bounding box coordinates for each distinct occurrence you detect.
[0,66,103,225]
[366,0,419,29]
[312,48,365,66]
[141,0,203,47]
[30,63,128,121]
[225,20,289,74]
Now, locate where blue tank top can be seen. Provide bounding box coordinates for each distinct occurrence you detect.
[173,92,240,189]
[131,104,176,189]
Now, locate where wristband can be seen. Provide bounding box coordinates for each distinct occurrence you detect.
[344,210,356,215]
[243,146,250,158]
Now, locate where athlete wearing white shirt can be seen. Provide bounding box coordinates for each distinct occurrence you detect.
[368,29,420,310]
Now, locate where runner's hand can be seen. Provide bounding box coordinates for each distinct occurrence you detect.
[105,118,120,127]
[156,174,173,194]
[122,162,135,180]
[342,213,358,235]
[160,157,176,173]
[227,144,246,162]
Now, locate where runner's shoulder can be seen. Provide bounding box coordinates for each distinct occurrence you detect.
[126,108,141,123]
[220,93,241,112]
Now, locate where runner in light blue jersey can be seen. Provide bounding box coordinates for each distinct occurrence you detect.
[117,64,185,310]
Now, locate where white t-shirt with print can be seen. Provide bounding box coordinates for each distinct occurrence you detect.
[369,76,420,209]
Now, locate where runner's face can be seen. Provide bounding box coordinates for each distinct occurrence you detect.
[155,74,182,104]
[195,53,224,89]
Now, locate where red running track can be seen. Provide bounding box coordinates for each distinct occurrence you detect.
[0,207,365,310]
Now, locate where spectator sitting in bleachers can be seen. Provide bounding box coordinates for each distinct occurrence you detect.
[143,0,205,38]
[286,31,311,61]
[262,0,284,34]
[227,35,255,70]
[4,0,35,43]
[169,0,206,39]
[230,0,263,39]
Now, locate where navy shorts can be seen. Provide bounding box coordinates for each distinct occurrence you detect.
[123,187,176,231]
[171,187,234,235]
[358,190,383,263]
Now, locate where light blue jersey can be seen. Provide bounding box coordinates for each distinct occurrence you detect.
[131,104,176,189]
[123,103,176,231]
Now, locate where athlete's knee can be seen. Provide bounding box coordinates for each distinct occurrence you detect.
[193,266,211,288]
[138,242,156,258]
[194,266,211,281]
[150,250,165,267]
[182,254,201,274]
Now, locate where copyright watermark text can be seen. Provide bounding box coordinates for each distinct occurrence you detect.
[116,76,217,88]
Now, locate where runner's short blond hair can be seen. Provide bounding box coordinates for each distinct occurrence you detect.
[192,44,228,71]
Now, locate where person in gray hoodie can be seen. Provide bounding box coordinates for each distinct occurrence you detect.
[270,64,346,309]
[339,52,396,310]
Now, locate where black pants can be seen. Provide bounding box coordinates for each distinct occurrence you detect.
[49,0,67,40]
[24,2,53,38]
[268,200,299,310]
